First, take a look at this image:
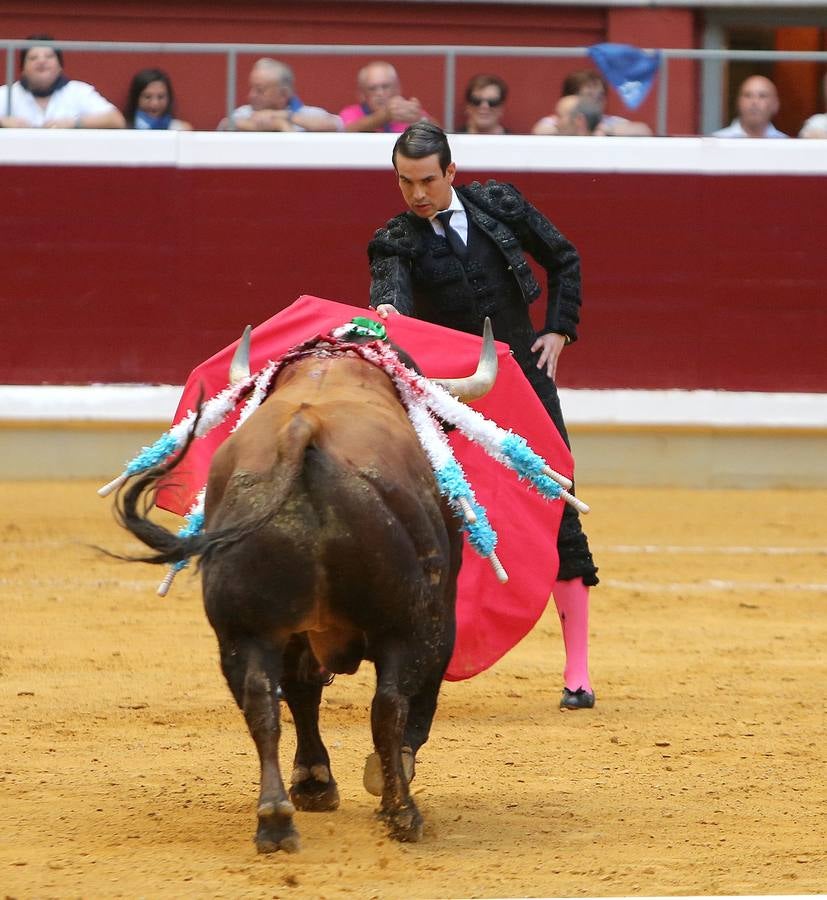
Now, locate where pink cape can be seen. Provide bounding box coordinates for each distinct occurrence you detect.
[156,295,571,681]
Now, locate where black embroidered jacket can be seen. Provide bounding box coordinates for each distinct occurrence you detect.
[367,179,582,343]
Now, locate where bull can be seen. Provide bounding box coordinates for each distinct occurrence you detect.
[114,322,497,852]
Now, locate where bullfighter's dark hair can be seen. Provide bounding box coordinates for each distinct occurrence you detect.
[124,67,177,126]
[392,122,452,174]
[20,34,63,70]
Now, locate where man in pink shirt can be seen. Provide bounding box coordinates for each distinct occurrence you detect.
[340,61,433,133]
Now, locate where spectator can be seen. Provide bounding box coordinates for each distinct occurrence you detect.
[798,71,827,138]
[532,68,651,136]
[553,95,602,136]
[456,73,509,135]
[340,61,431,133]
[712,75,788,138]
[218,58,341,132]
[124,68,192,131]
[0,34,124,129]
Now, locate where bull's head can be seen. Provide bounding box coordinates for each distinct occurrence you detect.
[228,318,498,403]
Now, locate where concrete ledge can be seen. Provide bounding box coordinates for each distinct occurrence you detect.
[3,421,824,488]
[0,421,168,481]
[2,385,826,487]
[568,425,827,489]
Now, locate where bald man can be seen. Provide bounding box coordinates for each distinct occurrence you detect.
[554,95,602,136]
[532,69,652,136]
[339,61,431,133]
[712,75,788,139]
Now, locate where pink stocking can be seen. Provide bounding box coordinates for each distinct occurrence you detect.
[551,577,592,693]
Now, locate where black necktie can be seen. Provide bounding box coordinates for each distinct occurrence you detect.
[436,210,468,260]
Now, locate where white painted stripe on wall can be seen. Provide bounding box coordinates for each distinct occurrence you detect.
[3,131,827,175]
[558,389,827,429]
[0,384,182,422]
[2,385,824,429]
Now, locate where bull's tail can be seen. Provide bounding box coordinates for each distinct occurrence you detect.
[113,405,320,570]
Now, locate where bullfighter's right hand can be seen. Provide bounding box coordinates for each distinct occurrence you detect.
[375,304,401,319]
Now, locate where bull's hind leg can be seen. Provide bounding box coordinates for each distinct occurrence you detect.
[363,666,444,795]
[370,649,423,842]
[403,668,444,757]
[281,636,339,812]
[220,637,299,853]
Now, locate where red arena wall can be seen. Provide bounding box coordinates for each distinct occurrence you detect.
[2,134,825,394]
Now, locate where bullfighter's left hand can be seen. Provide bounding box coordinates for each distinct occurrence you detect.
[531,332,566,381]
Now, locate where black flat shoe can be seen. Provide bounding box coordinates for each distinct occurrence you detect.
[560,687,595,710]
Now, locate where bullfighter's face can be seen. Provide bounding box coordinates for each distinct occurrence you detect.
[395,153,456,220]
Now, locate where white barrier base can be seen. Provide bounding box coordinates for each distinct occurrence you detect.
[1,384,824,429]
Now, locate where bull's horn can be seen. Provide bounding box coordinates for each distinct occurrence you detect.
[431,317,497,402]
[229,325,252,384]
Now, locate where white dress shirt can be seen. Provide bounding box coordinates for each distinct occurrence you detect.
[0,80,116,126]
[711,119,789,139]
[430,188,468,245]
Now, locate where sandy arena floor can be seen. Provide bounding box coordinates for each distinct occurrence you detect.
[1,481,825,899]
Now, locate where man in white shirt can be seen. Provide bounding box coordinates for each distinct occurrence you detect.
[712,75,788,139]
[217,58,342,132]
[0,35,124,129]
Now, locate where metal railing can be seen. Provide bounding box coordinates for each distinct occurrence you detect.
[5,38,827,135]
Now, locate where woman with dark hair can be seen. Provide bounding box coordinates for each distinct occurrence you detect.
[124,68,192,131]
[0,33,124,129]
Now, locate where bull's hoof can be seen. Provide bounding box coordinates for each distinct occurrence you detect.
[379,801,424,843]
[290,764,340,812]
[255,798,300,853]
[362,746,415,797]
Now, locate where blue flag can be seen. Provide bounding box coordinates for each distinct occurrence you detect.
[587,43,661,111]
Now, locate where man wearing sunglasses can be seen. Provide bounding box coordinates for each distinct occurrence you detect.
[457,73,509,135]
[368,123,598,711]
